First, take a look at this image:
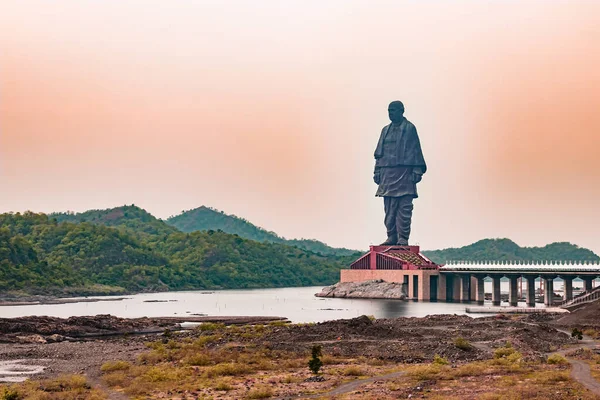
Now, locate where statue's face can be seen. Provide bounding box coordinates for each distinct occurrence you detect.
[388,103,405,123]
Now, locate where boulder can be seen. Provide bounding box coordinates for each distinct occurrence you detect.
[315,280,406,299]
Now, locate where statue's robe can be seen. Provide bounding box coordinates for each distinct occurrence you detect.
[374,117,427,198]
[374,117,426,243]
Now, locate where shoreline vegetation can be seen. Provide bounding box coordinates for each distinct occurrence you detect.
[1,205,598,301]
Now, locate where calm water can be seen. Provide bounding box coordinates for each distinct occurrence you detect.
[0,287,502,323]
[0,282,568,323]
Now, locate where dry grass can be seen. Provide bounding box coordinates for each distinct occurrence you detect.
[0,375,106,400]
[246,385,274,399]
[87,322,600,400]
[547,354,569,365]
[341,366,365,376]
[100,360,131,372]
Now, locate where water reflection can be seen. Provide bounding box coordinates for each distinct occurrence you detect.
[1,287,493,323]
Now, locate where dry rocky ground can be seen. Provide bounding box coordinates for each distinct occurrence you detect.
[1,308,600,399]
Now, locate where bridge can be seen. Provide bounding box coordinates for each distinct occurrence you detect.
[341,245,600,307]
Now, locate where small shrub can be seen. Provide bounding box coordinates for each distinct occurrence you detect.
[408,364,443,381]
[454,337,472,351]
[198,322,225,332]
[268,320,289,327]
[203,363,253,378]
[102,371,129,387]
[185,353,212,366]
[584,329,600,339]
[100,361,131,372]
[1,388,21,400]
[39,375,89,392]
[432,354,449,365]
[308,345,323,375]
[193,335,218,348]
[572,328,583,340]
[142,366,185,382]
[213,379,234,391]
[492,343,523,366]
[342,366,364,376]
[247,385,274,399]
[451,362,488,378]
[547,354,569,365]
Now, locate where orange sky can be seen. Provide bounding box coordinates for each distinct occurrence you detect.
[1,1,599,255]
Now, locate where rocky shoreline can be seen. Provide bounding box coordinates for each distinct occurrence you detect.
[0,315,288,344]
[315,279,406,299]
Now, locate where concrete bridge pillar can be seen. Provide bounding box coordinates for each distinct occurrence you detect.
[564,277,573,302]
[460,274,471,303]
[543,277,554,306]
[452,275,461,302]
[508,276,519,307]
[492,275,502,306]
[526,277,536,307]
[583,277,594,292]
[476,276,485,305]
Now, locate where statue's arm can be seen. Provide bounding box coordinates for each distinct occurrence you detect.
[410,125,426,182]
[373,166,381,185]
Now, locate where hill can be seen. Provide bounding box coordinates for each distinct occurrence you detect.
[166,206,359,256]
[422,238,600,264]
[0,211,350,297]
[52,205,178,237]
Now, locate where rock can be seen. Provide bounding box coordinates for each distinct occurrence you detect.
[304,375,326,382]
[16,334,47,344]
[315,280,407,300]
[46,334,66,343]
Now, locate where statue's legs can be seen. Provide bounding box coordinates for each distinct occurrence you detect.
[383,196,414,245]
[383,197,398,244]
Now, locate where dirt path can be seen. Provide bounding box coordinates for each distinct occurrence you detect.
[554,329,600,396]
[85,374,129,400]
[277,371,405,399]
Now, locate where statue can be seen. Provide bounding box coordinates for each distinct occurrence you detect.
[373,101,427,245]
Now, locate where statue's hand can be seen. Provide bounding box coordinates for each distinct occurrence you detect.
[412,172,422,183]
[373,171,381,185]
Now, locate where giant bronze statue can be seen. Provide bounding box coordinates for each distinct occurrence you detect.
[374,101,426,245]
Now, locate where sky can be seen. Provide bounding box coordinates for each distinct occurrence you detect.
[1,1,599,255]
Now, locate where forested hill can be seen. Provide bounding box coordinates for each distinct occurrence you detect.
[0,211,352,297]
[166,206,359,256]
[422,239,600,264]
[52,206,178,237]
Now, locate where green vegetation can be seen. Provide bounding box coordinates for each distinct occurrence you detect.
[0,209,351,295]
[572,328,584,340]
[453,337,472,351]
[423,238,599,264]
[547,354,569,365]
[2,206,598,296]
[167,206,360,256]
[308,345,323,375]
[432,354,449,365]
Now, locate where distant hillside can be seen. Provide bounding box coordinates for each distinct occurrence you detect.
[0,211,350,296]
[167,206,360,256]
[422,238,600,264]
[52,205,178,237]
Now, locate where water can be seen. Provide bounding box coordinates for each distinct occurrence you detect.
[1,287,496,323]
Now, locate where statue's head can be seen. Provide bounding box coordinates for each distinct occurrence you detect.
[388,101,405,124]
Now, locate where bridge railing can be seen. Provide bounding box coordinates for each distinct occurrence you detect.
[560,285,600,308]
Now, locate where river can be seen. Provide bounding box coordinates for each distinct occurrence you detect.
[0,285,557,323]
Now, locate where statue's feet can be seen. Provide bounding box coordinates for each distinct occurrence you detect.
[380,237,397,245]
[396,239,409,246]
